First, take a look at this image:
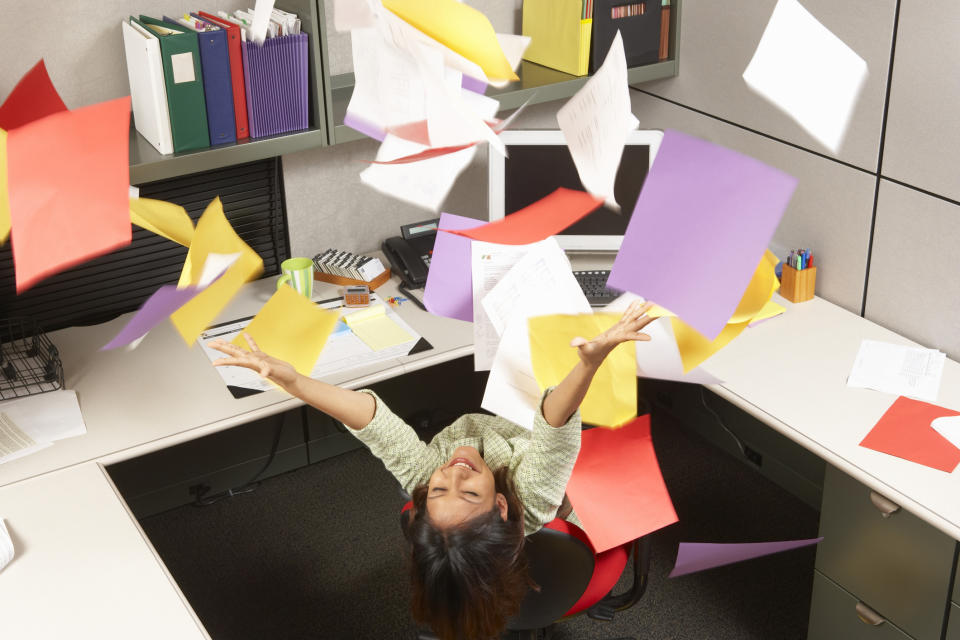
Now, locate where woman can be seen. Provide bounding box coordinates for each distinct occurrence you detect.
[209,299,654,639]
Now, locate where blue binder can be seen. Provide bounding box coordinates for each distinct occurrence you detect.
[163,16,236,146]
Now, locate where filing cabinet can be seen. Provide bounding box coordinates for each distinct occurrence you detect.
[810,465,956,640]
[948,604,960,640]
[808,571,911,640]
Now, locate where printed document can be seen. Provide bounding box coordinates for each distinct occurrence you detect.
[847,340,946,402]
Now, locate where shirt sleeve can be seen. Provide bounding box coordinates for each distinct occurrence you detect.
[513,389,582,535]
[349,389,444,494]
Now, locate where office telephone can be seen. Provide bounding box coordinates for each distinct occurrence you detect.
[381,218,439,288]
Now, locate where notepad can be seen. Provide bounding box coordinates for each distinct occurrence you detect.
[343,304,415,351]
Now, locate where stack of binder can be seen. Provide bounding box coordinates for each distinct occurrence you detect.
[121,9,309,156]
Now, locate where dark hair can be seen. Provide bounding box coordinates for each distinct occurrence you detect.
[407,466,533,640]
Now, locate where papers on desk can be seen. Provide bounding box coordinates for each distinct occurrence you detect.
[859,397,960,473]
[200,295,422,394]
[847,340,945,402]
[0,390,86,466]
[0,518,12,574]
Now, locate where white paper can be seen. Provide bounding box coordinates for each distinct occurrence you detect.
[197,252,241,289]
[482,317,542,430]
[847,340,945,402]
[0,412,42,457]
[556,31,638,210]
[0,519,13,574]
[333,0,375,31]
[932,416,960,451]
[170,52,195,84]
[0,390,87,444]
[250,0,277,44]
[742,0,868,154]
[470,241,542,371]
[494,33,531,79]
[360,134,477,212]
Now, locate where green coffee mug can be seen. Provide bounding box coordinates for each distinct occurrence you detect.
[277,257,314,298]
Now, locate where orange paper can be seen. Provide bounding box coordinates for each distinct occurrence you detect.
[444,188,603,245]
[565,415,678,552]
[0,60,67,130]
[7,96,132,292]
[859,397,960,473]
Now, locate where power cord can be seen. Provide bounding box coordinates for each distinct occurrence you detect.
[191,413,286,507]
[698,386,747,458]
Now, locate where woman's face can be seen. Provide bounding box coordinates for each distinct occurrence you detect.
[425,446,508,528]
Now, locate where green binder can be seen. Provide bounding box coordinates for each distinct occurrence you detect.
[133,16,210,153]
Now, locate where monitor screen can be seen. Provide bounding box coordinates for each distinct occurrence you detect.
[488,129,663,251]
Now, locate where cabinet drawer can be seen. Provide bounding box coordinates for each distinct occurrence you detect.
[816,466,954,640]
[808,570,911,640]
[949,603,960,640]
[955,554,960,605]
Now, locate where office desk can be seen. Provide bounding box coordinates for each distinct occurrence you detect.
[1,271,958,639]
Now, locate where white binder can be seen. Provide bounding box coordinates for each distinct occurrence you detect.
[121,19,174,155]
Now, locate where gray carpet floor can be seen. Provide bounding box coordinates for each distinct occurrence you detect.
[139,414,819,639]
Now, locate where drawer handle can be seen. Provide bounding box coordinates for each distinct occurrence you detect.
[855,601,887,626]
[869,491,900,518]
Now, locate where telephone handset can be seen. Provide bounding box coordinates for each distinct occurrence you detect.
[380,218,439,289]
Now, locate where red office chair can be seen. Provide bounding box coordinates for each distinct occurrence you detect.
[401,503,650,640]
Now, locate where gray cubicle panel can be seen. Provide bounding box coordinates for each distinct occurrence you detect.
[536,91,876,314]
[881,0,960,202]
[638,0,895,171]
[863,180,960,361]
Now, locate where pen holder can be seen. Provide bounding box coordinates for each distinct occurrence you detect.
[780,265,816,303]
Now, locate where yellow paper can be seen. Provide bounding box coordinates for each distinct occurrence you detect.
[671,250,781,372]
[528,313,637,428]
[751,299,786,324]
[0,128,10,244]
[344,305,415,351]
[521,0,586,76]
[383,0,518,81]
[129,197,194,247]
[231,284,338,376]
[170,197,263,344]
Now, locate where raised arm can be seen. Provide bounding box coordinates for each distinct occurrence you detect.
[541,300,654,428]
[208,333,376,430]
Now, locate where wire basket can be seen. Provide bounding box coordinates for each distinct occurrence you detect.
[0,318,64,401]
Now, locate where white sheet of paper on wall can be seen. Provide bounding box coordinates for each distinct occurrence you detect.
[170,52,196,84]
[742,0,868,154]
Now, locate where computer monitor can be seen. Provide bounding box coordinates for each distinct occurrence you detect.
[488,129,663,252]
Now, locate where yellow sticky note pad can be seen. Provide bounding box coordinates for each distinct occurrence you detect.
[0,128,10,244]
[232,285,338,376]
[129,197,194,247]
[344,305,414,351]
[383,0,518,81]
[170,197,263,344]
[528,313,636,428]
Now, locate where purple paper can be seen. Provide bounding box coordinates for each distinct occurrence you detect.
[101,285,203,350]
[608,129,797,340]
[461,75,488,95]
[423,212,485,322]
[669,537,822,578]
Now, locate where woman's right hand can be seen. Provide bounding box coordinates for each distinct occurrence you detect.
[208,333,299,389]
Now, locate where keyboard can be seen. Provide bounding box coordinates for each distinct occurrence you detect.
[573,270,621,307]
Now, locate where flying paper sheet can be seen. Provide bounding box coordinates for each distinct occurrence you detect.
[101,254,239,350]
[129,197,195,247]
[565,415,678,552]
[423,212,485,322]
[343,304,415,351]
[231,284,339,376]
[360,134,477,212]
[333,0,375,31]
[382,0,518,82]
[447,188,604,245]
[7,96,132,292]
[171,198,264,345]
[743,0,867,154]
[0,129,9,244]
[748,299,786,327]
[0,60,67,131]
[557,31,639,210]
[608,130,796,340]
[0,519,13,573]
[847,340,946,403]
[859,397,960,473]
[529,313,637,428]
[669,538,823,578]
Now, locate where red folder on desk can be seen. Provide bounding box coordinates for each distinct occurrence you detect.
[859,397,960,473]
[197,11,250,140]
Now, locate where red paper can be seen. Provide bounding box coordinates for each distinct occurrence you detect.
[372,142,476,164]
[0,60,68,130]
[444,187,604,245]
[565,415,678,553]
[386,120,432,146]
[7,97,132,292]
[859,396,960,473]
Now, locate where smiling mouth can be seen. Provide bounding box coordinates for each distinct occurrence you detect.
[446,457,477,472]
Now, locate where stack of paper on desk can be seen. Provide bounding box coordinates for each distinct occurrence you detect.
[0,391,86,466]
[847,340,946,403]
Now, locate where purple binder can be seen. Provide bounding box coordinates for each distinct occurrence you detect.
[242,32,309,138]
